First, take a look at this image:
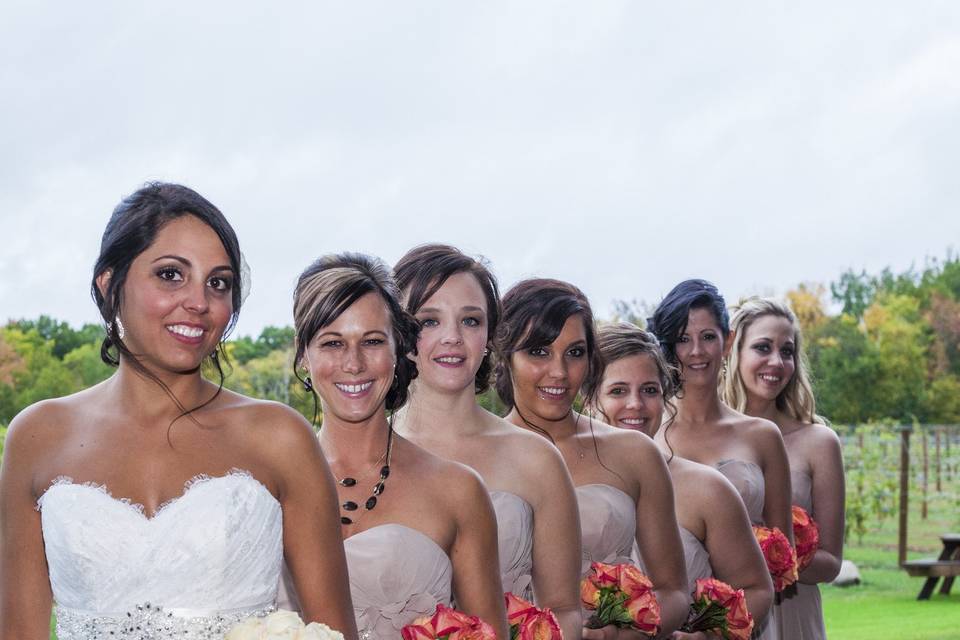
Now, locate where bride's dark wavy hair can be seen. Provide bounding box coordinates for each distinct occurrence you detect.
[292,252,421,425]
[90,182,243,422]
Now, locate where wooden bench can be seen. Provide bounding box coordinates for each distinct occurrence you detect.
[903,533,960,600]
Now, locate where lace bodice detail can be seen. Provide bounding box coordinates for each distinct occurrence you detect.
[490,491,535,601]
[37,471,283,639]
[575,484,636,577]
[715,459,765,526]
[345,524,453,640]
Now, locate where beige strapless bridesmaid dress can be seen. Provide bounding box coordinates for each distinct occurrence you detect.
[716,460,778,640]
[775,470,827,639]
[490,491,535,602]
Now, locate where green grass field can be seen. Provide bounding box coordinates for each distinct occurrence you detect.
[822,498,960,639]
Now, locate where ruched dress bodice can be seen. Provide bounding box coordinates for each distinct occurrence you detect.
[715,460,765,526]
[37,471,283,640]
[489,491,534,601]
[680,527,712,594]
[345,524,453,640]
[575,484,636,577]
[776,470,825,640]
[715,460,776,640]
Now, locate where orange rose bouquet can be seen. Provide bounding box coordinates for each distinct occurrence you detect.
[401,604,496,640]
[580,562,661,637]
[752,525,799,592]
[679,578,753,640]
[505,592,563,640]
[792,506,820,571]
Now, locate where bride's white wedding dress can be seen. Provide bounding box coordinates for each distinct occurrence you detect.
[37,470,282,640]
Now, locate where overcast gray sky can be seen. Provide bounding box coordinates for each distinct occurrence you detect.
[2,2,958,338]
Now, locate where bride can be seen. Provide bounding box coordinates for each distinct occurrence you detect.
[0,183,357,640]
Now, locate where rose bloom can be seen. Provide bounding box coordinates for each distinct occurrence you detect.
[624,589,661,637]
[590,562,622,589]
[505,592,538,626]
[517,609,563,640]
[402,604,496,640]
[753,525,799,592]
[300,622,346,640]
[693,578,753,640]
[225,617,264,640]
[401,622,437,640]
[792,505,821,571]
[618,564,654,599]
[580,577,601,609]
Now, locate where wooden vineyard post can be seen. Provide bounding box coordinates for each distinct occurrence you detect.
[935,426,942,493]
[922,427,929,520]
[898,424,912,567]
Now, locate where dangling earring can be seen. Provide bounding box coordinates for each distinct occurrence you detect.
[483,347,490,357]
[721,360,728,374]
[303,377,313,392]
[115,317,125,340]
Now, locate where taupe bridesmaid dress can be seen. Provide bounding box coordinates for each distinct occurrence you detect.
[775,470,827,639]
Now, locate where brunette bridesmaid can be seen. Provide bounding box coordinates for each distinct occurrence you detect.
[495,279,688,639]
[722,298,844,640]
[647,280,793,640]
[392,244,582,639]
[282,253,508,640]
[586,322,774,637]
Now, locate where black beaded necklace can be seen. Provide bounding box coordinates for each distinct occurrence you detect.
[337,426,394,526]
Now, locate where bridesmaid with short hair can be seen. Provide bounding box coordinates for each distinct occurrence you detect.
[495,278,688,639]
[585,322,774,638]
[722,297,844,640]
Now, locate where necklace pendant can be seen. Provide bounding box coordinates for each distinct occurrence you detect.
[340,516,353,525]
[365,496,378,510]
[342,501,358,511]
[340,477,357,487]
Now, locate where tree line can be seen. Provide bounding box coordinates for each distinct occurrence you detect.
[2,252,959,429]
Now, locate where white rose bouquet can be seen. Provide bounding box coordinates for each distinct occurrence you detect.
[226,609,345,640]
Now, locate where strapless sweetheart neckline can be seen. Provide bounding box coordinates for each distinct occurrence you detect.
[346,522,447,556]
[576,482,633,502]
[37,469,278,521]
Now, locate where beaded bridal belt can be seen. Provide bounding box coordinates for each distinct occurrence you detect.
[55,601,275,640]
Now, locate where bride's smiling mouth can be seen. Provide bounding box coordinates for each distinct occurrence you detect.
[334,380,375,398]
[166,323,206,345]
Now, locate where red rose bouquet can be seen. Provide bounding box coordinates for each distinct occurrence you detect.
[401,604,496,640]
[680,578,754,640]
[792,505,820,572]
[580,562,660,637]
[752,525,799,592]
[505,592,563,640]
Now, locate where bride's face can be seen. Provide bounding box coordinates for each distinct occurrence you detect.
[509,315,589,422]
[410,272,489,394]
[304,292,397,425]
[107,215,235,374]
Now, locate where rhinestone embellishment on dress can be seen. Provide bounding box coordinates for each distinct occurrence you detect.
[55,601,274,639]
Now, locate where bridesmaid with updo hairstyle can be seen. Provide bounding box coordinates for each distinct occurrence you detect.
[393,245,583,640]
[722,297,844,640]
[283,252,508,640]
[495,279,688,640]
[648,280,792,640]
[585,323,773,638]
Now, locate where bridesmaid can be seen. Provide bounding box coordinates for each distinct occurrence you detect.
[586,322,773,636]
[647,280,793,640]
[287,252,508,640]
[722,297,844,640]
[495,279,688,639]
[393,245,583,639]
